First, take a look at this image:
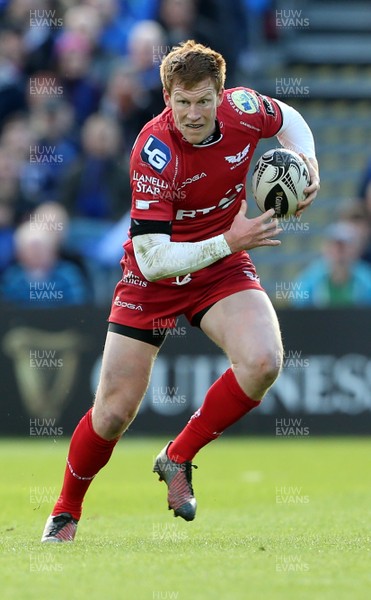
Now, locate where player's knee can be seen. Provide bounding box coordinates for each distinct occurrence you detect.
[246,345,282,387]
[108,405,138,432]
[94,402,139,438]
[259,347,282,386]
[94,374,143,436]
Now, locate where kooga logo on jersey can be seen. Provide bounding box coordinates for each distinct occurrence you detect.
[141,135,172,173]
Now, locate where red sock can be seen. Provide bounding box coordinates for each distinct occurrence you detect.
[52,408,119,520]
[168,368,260,463]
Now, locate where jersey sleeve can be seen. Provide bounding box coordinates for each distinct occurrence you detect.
[254,90,283,138]
[226,87,283,139]
[129,130,176,223]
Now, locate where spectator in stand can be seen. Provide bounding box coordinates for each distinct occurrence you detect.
[117,0,160,46]
[59,113,131,257]
[82,0,128,56]
[100,63,155,150]
[3,0,57,75]
[0,147,23,272]
[198,0,249,85]
[0,113,33,164]
[62,3,115,88]
[358,159,371,219]
[32,200,93,290]
[358,158,371,202]
[21,96,78,204]
[54,31,102,126]
[63,3,102,49]
[0,218,90,307]
[356,161,371,263]
[292,222,371,308]
[156,0,215,53]
[337,199,371,266]
[123,20,167,118]
[0,114,42,218]
[0,25,27,127]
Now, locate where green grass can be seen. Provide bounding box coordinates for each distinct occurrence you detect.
[1,437,371,600]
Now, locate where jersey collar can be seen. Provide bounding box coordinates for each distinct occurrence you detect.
[170,114,223,147]
[191,120,223,147]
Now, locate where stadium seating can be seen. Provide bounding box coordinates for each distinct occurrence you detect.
[244,0,371,300]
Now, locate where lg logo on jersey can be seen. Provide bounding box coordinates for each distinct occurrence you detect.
[175,183,244,220]
[140,135,172,174]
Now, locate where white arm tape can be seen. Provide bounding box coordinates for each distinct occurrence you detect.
[275,99,316,159]
[132,232,232,282]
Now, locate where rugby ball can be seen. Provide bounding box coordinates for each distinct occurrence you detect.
[252,148,310,217]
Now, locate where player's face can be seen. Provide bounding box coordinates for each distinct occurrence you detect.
[164,79,224,145]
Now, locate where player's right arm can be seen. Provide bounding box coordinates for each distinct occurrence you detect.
[130,124,281,282]
[133,205,281,282]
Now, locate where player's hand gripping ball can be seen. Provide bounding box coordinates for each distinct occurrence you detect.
[252,148,310,217]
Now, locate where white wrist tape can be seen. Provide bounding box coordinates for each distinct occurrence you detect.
[275,99,316,159]
[133,233,232,282]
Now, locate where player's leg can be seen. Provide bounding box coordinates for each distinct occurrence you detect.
[154,289,282,521]
[168,289,283,462]
[92,331,160,440]
[202,288,283,398]
[41,330,160,542]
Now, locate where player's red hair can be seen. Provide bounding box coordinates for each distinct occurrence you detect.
[160,40,226,94]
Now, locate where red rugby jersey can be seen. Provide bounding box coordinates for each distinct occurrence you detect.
[129,87,283,243]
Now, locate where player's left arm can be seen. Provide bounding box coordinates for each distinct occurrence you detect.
[274,99,320,216]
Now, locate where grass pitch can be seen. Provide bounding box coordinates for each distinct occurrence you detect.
[1,436,371,600]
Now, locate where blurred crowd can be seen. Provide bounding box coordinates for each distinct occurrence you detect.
[0,0,277,306]
[1,0,371,309]
[292,157,371,309]
[293,197,371,308]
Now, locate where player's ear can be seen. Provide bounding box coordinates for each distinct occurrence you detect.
[163,88,171,107]
[216,87,224,107]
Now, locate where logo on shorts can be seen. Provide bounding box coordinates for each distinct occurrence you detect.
[243,270,260,282]
[172,274,192,286]
[114,296,143,310]
[140,135,171,173]
[122,270,148,288]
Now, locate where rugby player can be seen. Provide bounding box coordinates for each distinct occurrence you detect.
[42,40,319,541]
